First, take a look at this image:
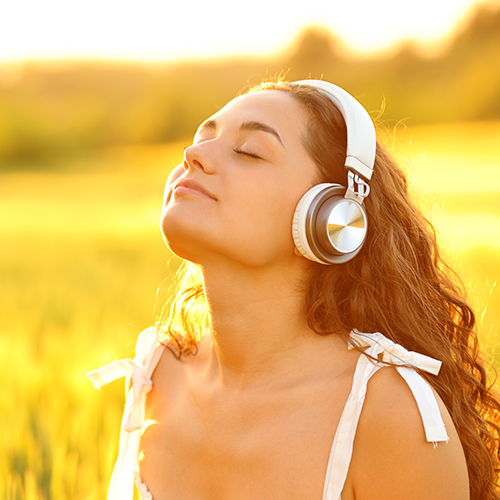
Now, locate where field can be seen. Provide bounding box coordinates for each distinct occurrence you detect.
[2,122,500,499]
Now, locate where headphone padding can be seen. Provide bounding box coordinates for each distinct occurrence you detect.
[292,183,338,265]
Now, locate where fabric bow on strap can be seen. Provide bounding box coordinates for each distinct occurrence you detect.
[87,358,153,432]
[349,330,448,444]
[349,330,442,375]
[86,327,164,500]
[87,326,164,434]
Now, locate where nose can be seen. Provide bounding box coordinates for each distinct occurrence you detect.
[184,143,216,174]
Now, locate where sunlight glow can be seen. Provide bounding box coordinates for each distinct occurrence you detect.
[0,0,493,62]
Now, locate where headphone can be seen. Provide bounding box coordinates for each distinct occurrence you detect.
[291,80,376,264]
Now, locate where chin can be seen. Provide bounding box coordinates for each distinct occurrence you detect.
[159,209,205,263]
[160,229,198,262]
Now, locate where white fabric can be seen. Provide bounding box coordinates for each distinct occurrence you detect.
[87,326,165,500]
[87,327,448,500]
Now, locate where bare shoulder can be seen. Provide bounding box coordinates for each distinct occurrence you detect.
[345,366,469,500]
[148,332,209,401]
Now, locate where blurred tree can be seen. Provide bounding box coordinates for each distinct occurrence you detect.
[284,26,344,81]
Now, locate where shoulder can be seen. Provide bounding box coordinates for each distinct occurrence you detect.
[345,366,469,500]
[148,329,209,398]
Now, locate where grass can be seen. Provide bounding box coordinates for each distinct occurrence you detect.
[1,144,184,499]
[2,123,500,499]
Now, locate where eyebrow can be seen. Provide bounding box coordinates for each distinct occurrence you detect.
[240,120,284,146]
[198,118,284,146]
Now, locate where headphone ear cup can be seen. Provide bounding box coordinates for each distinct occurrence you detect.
[293,184,368,265]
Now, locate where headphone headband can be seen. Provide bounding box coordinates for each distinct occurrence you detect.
[292,80,376,181]
[291,80,376,264]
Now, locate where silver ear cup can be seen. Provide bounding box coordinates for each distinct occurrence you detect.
[293,184,367,264]
[318,198,367,254]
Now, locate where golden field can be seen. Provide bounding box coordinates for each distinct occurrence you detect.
[2,122,500,499]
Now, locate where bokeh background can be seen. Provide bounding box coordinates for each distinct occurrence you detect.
[2,0,500,498]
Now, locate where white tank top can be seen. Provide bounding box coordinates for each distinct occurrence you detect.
[87,326,448,500]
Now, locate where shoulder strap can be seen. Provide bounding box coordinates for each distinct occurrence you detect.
[87,326,165,500]
[322,330,448,500]
[322,352,379,500]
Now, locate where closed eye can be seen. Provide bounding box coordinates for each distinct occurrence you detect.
[233,148,262,160]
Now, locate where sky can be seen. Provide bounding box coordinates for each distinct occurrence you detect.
[0,0,496,63]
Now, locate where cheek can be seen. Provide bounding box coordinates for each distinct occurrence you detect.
[221,185,299,254]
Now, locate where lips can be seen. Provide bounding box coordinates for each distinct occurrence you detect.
[168,177,217,203]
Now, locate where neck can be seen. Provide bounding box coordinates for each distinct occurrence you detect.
[196,258,346,389]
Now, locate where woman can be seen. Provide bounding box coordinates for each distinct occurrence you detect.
[89,80,500,500]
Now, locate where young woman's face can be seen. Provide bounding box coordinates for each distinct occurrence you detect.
[160,90,318,267]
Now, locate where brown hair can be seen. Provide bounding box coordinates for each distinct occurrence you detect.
[158,80,500,499]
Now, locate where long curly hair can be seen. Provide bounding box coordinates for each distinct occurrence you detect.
[158,80,500,499]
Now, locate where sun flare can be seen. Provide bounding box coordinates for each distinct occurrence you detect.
[0,0,493,62]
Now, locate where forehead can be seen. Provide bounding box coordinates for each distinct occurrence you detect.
[204,90,309,145]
